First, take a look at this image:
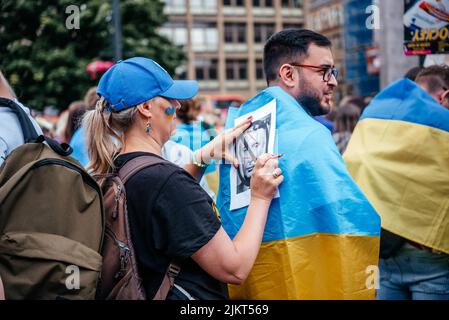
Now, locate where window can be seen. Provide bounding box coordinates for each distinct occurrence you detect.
[253,0,272,6]
[163,0,186,10]
[191,23,218,50]
[281,0,302,8]
[283,23,304,30]
[329,34,343,50]
[190,0,217,11]
[331,5,343,27]
[226,59,248,80]
[254,23,274,43]
[175,65,187,80]
[195,59,218,80]
[308,5,342,32]
[256,59,264,79]
[196,68,204,79]
[209,66,217,79]
[223,0,245,6]
[159,22,188,46]
[224,23,246,43]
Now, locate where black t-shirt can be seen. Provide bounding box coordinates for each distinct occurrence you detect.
[114,152,228,300]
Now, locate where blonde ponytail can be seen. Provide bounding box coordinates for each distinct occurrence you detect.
[82,97,138,175]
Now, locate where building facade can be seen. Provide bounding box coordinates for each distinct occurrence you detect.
[160,0,304,99]
[306,0,385,98]
[304,0,346,100]
[342,0,380,97]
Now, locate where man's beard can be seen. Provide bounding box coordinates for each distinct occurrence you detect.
[296,79,329,116]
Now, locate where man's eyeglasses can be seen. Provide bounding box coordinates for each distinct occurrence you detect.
[290,63,339,82]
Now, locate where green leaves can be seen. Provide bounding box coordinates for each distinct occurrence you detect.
[0,0,184,110]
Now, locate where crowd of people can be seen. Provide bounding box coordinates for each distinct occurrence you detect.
[0,28,448,300]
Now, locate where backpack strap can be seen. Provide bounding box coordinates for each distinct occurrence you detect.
[117,154,182,300]
[0,97,39,143]
[118,155,166,183]
[35,135,73,157]
[153,263,181,300]
[0,97,73,156]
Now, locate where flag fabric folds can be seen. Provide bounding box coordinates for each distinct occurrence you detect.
[217,86,381,300]
[344,78,449,255]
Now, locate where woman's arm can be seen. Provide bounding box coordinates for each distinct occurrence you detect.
[183,161,207,181]
[191,198,271,284]
[191,154,284,284]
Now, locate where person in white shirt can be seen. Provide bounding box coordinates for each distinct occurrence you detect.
[0,71,43,167]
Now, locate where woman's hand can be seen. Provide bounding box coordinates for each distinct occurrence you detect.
[194,116,253,168]
[250,153,284,201]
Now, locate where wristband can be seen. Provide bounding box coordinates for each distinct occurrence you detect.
[192,151,208,168]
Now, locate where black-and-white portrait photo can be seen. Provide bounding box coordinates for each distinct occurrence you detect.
[234,115,271,194]
[230,99,278,210]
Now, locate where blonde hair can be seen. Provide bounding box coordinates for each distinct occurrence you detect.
[83,97,139,175]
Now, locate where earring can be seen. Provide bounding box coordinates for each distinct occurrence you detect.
[146,121,152,135]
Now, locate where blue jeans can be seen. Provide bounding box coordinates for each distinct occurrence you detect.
[377,243,449,300]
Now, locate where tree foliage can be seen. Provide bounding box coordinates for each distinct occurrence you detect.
[0,0,184,110]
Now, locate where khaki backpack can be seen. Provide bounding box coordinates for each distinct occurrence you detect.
[95,155,180,300]
[0,98,104,299]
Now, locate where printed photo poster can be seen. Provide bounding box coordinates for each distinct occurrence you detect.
[404,0,449,55]
[230,99,278,211]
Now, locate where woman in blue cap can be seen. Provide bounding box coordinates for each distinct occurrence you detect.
[83,57,283,300]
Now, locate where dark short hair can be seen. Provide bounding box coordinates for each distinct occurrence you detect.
[404,66,424,82]
[263,29,332,83]
[250,118,269,132]
[65,101,87,143]
[416,65,449,93]
[177,98,201,124]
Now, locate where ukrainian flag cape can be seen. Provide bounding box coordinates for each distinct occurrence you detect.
[344,78,449,255]
[217,87,381,300]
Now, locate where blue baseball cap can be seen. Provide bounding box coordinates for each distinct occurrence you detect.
[97,57,198,112]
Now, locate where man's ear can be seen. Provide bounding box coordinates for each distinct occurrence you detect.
[440,89,449,110]
[136,101,153,119]
[278,64,297,88]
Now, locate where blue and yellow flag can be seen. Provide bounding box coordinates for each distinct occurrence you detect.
[344,78,449,255]
[217,87,381,300]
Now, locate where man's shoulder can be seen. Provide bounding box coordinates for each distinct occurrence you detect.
[0,99,43,135]
[278,123,341,166]
[0,101,19,118]
[0,103,25,139]
[281,118,333,144]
